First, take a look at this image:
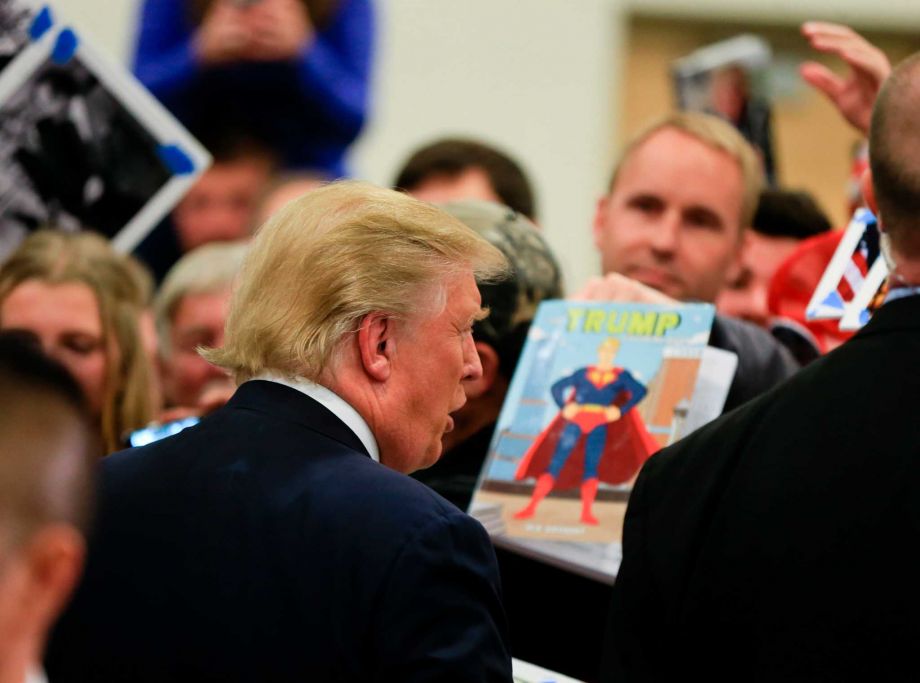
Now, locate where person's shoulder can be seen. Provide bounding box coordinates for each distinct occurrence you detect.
[710,314,792,363]
[711,314,800,409]
[333,455,474,526]
[643,339,827,493]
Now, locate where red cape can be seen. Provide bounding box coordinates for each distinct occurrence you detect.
[514,410,659,490]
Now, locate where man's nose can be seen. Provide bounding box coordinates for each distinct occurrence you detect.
[649,211,680,255]
[463,335,483,382]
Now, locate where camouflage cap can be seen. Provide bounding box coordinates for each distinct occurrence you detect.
[441,200,563,347]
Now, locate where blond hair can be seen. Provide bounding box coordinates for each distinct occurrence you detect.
[609,111,765,228]
[0,231,155,453]
[204,181,509,383]
[155,241,249,357]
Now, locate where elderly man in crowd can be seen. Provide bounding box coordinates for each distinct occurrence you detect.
[154,241,248,416]
[588,111,798,410]
[0,333,94,683]
[603,51,920,680]
[47,182,512,682]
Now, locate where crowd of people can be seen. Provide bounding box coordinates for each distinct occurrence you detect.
[1,7,917,682]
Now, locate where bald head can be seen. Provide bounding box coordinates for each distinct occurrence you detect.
[869,52,920,257]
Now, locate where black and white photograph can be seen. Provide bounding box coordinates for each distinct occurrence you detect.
[0,24,209,259]
[0,0,41,75]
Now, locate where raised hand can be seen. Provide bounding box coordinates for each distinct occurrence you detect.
[800,21,891,135]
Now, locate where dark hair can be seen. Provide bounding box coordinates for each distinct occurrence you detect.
[869,52,920,256]
[0,331,87,412]
[752,189,832,240]
[0,331,96,545]
[191,124,278,167]
[394,138,537,220]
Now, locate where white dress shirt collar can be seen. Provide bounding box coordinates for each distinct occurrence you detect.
[26,667,48,683]
[252,373,379,463]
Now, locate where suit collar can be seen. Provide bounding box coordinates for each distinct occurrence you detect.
[224,380,371,458]
[854,294,920,339]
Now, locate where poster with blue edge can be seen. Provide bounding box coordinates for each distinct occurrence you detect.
[0,2,210,260]
[470,300,715,550]
[0,0,50,79]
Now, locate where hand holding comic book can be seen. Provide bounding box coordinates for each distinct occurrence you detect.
[800,22,891,135]
[572,273,679,305]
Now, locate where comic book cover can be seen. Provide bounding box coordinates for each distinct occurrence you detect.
[469,300,715,552]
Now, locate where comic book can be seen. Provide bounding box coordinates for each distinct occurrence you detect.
[469,300,716,579]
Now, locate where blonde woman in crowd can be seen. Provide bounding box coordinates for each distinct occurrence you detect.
[0,231,157,453]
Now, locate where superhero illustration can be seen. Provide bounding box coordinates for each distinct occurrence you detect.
[513,337,659,525]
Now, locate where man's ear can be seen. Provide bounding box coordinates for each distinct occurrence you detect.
[861,169,880,223]
[356,313,395,382]
[725,228,752,285]
[592,196,610,249]
[464,341,500,400]
[21,525,85,635]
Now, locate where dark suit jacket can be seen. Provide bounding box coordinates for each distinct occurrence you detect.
[603,295,920,681]
[710,314,799,412]
[47,380,511,682]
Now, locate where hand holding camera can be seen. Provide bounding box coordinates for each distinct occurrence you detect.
[195,0,313,66]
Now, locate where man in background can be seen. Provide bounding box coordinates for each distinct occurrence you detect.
[135,134,275,281]
[589,111,798,410]
[154,241,248,416]
[0,332,94,683]
[395,138,538,221]
[717,188,832,328]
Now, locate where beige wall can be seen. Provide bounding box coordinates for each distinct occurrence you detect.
[53,0,139,64]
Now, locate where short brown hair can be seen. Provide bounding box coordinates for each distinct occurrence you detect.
[204,181,509,383]
[609,112,765,229]
[394,138,537,220]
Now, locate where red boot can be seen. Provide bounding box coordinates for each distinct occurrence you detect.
[513,473,555,519]
[580,477,600,525]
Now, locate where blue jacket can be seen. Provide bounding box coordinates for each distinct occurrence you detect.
[47,380,511,682]
[132,0,373,176]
